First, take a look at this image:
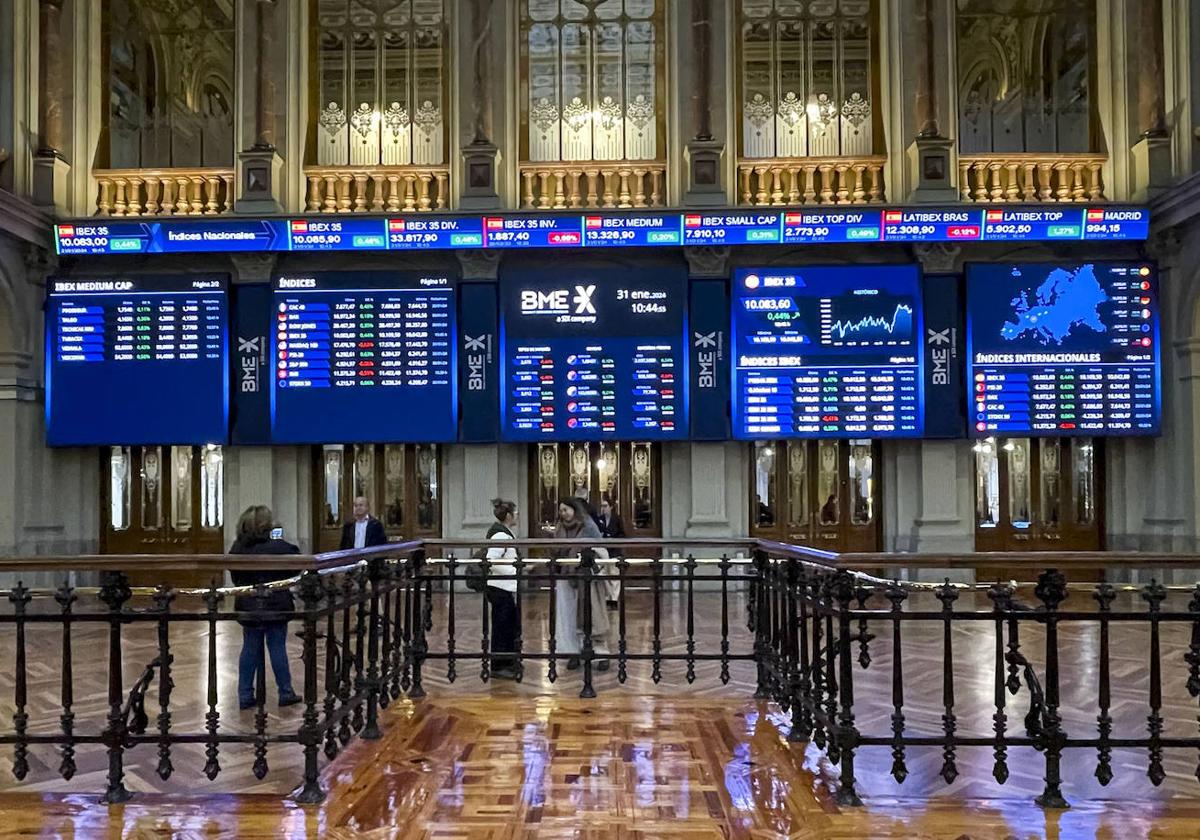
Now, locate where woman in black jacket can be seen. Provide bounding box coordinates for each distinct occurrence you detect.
[229,505,302,710]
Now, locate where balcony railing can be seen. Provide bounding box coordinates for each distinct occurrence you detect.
[958,154,1106,202]
[518,162,666,209]
[93,169,235,216]
[737,156,887,206]
[303,166,450,213]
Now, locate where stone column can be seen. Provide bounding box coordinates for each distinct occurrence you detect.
[914,0,938,139]
[254,0,277,150]
[1131,0,1170,200]
[237,0,284,212]
[32,0,70,209]
[461,0,501,209]
[683,0,724,205]
[907,0,955,202]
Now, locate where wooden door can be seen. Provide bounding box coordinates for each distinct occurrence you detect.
[312,444,442,553]
[101,445,225,585]
[750,439,881,553]
[974,437,1103,579]
[529,442,663,543]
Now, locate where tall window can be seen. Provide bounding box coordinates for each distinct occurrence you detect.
[521,0,664,163]
[739,0,874,159]
[956,0,1094,154]
[106,0,235,169]
[315,0,448,167]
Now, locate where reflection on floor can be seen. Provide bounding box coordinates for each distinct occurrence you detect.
[0,589,1199,837]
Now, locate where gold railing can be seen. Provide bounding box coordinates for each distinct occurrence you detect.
[303,166,450,213]
[518,161,667,209]
[93,169,235,216]
[737,156,887,206]
[958,154,1106,202]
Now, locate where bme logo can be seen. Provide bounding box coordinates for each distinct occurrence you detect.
[926,327,956,386]
[520,285,597,315]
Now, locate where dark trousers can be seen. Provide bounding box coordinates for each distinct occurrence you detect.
[238,621,295,703]
[487,587,518,669]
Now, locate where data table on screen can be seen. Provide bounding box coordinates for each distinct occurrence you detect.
[732,266,925,439]
[269,272,457,443]
[500,269,688,441]
[966,262,1160,436]
[45,275,229,445]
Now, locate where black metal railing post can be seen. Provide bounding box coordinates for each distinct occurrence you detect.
[99,571,134,804]
[202,585,224,783]
[296,570,326,804]
[832,571,862,806]
[936,580,959,785]
[987,582,1012,785]
[1144,579,1168,786]
[885,580,907,782]
[1094,581,1116,786]
[54,580,77,781]
[579,548,597,700]
[9,581,30,783]
[752,549,771,699]
[362,555,385,740]
[1034,568,1069,809]
[409,549,428,699]
[152,584,176,781]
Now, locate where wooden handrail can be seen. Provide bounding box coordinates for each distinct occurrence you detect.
[2,538,1199,571]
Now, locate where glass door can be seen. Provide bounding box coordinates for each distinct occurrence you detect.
[102,445,225,554]
[750,439,880,553]
[529,442,662,540]
[974,436,1102,558]
[313,444,441,552]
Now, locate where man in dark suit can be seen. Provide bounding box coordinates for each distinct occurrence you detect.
[340,496,387,550]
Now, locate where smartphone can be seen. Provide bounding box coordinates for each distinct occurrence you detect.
[270,527,284,540]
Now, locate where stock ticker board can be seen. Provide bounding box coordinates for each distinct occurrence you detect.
[53,206,1149,256]
[731,265,928,439]
[966,262,1160,437]
[499,268,689,441]
[45,274,229,446]
[269,272,457,443]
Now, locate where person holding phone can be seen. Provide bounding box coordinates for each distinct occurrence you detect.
[229,505,302,710]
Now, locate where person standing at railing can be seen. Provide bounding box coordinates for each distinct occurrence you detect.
[484,498,521,680]
[553,497,611,672]
[340,496,387,550]
[596,496,626,610]
[229,505,302,711]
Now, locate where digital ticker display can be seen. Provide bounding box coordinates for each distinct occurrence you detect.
[967,262,1160,437]
[45,275,229,445]
[270,272,457,443]
[732,266,924,438]
[53,207,1151,256]
[500,268,688,441]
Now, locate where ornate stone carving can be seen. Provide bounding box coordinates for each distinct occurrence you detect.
[349,103,374,140]
[842,92,870,129]
[413,100,440,131]
[562,96,590,131]
[383,102,410,132]
[912,242,962,274]
[743,93,774,132]
[683,246,731,279]
[597,96,621,131]
[318,101,347,136]
[530,97,558,135]
[455,249,502,281]
[777,91,804,127]
[625,94,654,131]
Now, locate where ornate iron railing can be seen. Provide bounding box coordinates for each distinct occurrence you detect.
[0,540,1198,810]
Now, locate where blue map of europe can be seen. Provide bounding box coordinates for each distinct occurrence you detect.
[1000,264,1108,345]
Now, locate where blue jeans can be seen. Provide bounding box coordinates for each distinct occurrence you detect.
[238,621,295,703]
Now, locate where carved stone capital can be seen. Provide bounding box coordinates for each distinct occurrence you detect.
[683,246,730,279]
[456,249,501,281]
[229,253,277,284]
[22,241,55,282]
[912,242,962,274]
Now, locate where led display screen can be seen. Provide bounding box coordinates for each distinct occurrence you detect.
[46,274,229,445]
[270,271,457,443]
[732,265,925,438]
[967,262,1160,436]
[500,267,688,441]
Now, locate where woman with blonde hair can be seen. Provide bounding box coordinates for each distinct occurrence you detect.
[229,505,302,710]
